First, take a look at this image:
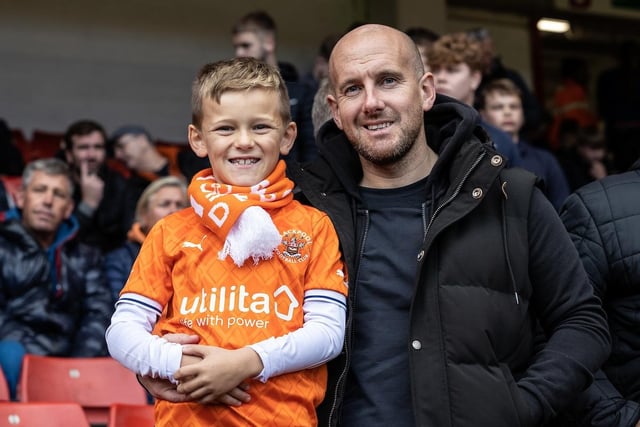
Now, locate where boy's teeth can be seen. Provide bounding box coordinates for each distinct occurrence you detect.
[231,159,257,165]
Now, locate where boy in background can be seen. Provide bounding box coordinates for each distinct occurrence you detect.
[479,78,570,210]
[106,57,347,426]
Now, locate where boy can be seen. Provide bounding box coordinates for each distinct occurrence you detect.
[106,57,348,426]
[478,78,570,210]
[427,32,521,167]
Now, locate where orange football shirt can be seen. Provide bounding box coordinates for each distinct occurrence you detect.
[122,199,347,426]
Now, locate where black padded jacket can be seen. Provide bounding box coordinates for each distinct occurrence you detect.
[290,94,610,427]
[560,159,640,427]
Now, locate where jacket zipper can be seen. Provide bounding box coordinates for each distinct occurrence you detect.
[328,207,369,426]
[424,152,486,239]
[410,151,485,427]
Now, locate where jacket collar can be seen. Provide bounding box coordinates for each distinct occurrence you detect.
[2,208,79,251]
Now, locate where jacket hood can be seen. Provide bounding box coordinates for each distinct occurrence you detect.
[314,94,488,198]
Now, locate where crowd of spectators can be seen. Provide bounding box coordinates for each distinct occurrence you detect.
[1,11,640,426]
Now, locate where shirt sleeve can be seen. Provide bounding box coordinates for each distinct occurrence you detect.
[106,293,183,383]
[248,288,346,382]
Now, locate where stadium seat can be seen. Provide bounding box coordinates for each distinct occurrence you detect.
[29,129,64,161]
[0,402,90,427]
[10,128,28,155]
[18,355,148,425]
[0,368,9,401]
[107,403,154,427]
[156,140,187,174]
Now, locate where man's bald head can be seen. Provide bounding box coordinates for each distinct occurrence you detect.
[328,24,424,91]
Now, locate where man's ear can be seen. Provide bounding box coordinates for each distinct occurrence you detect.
[420,73,437,112]
[327,94,343,130]
[279,121,297,156]
[14,188,25,209]
[263,33,276,56]
[188,124,208,158]
[63,200,74,220]
[470,70,483,91]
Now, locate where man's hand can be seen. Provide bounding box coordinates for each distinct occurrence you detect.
[137,375,190,403]
[79,161,104,209]
[137,333,201,402]
[174,345,262,404]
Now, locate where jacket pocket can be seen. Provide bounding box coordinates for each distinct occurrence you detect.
[499,363,535,427]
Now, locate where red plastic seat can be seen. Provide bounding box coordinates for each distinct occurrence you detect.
[0,402,90,427]
[29,129,64,161]
[156,141,188,176]
[0,368,9,401]
[18,355,148,425]
[10,128,28,152]
[107,403,154,427]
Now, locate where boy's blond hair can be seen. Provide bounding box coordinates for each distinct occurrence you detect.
[191,57,291,128]
[427,32,486,74]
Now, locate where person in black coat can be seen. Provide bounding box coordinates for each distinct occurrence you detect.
[62,120,137,252]
[0,158,112,400]
[560,157,640,427]
[231,10,317,165]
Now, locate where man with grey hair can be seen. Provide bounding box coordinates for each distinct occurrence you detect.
[0,158,112,400]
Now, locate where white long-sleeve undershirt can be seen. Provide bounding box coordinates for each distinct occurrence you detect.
[106,290,346,384]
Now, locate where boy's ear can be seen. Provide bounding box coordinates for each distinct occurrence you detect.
[188,124,208,158]
[279,121,297,156]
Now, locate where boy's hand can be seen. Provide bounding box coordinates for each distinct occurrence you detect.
[174,345,263,404]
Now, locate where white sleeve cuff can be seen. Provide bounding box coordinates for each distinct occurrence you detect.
[106,293,183,383]
[248,289,346,382]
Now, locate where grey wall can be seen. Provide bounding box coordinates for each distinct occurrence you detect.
[1,0,357,142]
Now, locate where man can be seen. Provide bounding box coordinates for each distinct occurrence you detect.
[467,27,543,138]
[293,24,609,427]
[232,10,317,164]
[427,32,522,167]
[110,124,184,200]
[139,24,610,427]
[63,120,136,252]
[559,156,640,427]
[0,158,112,400]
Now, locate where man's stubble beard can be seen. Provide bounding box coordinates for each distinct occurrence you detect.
[351,118,422,166]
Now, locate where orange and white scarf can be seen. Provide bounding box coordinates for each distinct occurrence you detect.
[188,160,294,266]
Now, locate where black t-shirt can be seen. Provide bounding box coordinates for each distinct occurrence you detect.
[341,176,430,427]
